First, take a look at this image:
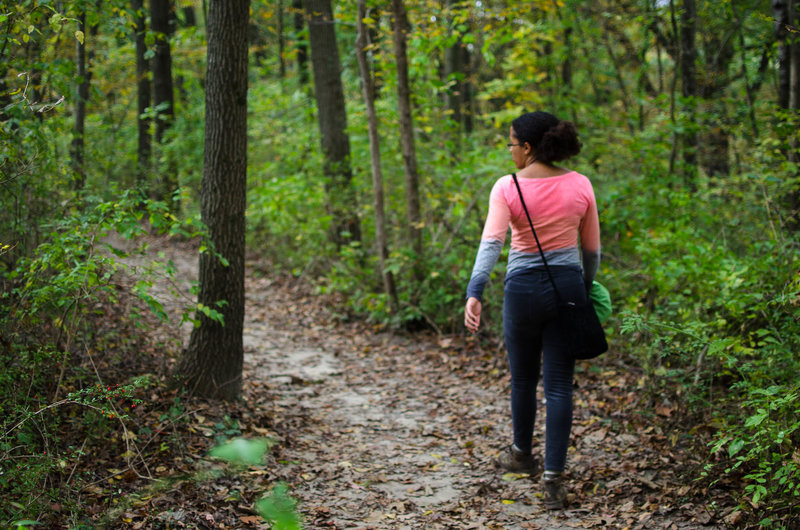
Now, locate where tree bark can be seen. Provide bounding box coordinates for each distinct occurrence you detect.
[304,0,361,246]
[391,0,423,285]
[176,0,250,401]
[151,0,178,208]
[132,0,151,190]
[356,0,398,311]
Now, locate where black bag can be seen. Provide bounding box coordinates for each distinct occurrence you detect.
[511,173,608,360]
[558,300,608,360]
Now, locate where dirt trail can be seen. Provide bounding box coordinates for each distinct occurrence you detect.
[131,236,726,529]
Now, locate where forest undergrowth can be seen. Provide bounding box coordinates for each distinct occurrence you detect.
[1,234,744,529]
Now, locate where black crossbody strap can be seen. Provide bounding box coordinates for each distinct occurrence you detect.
[511,172,564,304]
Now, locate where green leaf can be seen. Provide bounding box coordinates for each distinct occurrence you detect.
[255,483,302,530]
[728,438,745,457]
[744,411,767,428]
[208,437,272,466]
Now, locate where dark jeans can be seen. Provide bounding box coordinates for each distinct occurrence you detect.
[502,266,586,472]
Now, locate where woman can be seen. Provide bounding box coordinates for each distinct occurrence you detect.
[464,111,600,510]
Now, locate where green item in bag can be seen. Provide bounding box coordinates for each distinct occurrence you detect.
[590,281,612,323]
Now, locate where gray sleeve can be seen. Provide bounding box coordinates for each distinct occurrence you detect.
[581,247,600,290]
[466,239,503,301]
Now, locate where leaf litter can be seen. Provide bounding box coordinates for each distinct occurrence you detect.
[58,235,736,528]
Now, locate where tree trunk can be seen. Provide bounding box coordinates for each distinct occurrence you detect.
[132,0,151,190]
[443,0,472,134]
[679,0,697,187]
[183,4,197,26]
[391,0,423,285]
[304,0,361,246]
[696,26,734,179]
[176,0,250,401]
[774,0,791,108]
[175,3,196,103]
[293,0,308,85]
[790,0,800,110]
[71,11,88,190]
[356,0,398,311]
[278,0,286,78]
[367,6,383,100]
[151,0,178,208]
[732,2,758,139]
[788,0,800,228]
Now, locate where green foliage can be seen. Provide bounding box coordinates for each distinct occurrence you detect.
[255,483,303,530]
[209,437,273,466]
[613,117,800,524]
[0,191,203,524]
[3,0,800,525]
[708,385,800,509]
[209,438,302,529]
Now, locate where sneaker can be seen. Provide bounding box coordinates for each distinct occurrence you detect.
[494,445,539,474]
[543,474,567,510]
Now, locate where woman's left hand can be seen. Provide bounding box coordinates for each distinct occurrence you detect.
[464,297,482,333]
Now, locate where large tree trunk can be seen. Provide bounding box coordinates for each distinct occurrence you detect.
[132,0,151,190]
[71,11,88,190]
[391,0,423,285]
[356,0,398,311]
[176,0,250,401]
[304,0,360,246]
[151,0,178,208]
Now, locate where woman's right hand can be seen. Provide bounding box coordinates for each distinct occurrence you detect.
[464,297,482,333]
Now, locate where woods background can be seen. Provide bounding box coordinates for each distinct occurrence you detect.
[1,0,799,527]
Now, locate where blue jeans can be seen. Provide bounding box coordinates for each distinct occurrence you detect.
[502,266,586,472]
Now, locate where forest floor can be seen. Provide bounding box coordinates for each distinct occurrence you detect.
[71,235,742,529]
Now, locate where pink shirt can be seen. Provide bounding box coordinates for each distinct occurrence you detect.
[466,171,600,301]
[483,172,600,253]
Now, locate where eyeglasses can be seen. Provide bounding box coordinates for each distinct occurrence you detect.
[507,143,524,148]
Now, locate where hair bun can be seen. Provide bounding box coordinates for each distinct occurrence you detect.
[511,112,582,164]
[536,121,581,164]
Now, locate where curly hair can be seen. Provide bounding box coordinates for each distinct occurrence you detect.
[511,111,582,164]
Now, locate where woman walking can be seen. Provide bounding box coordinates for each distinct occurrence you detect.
[464,111,600,510]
